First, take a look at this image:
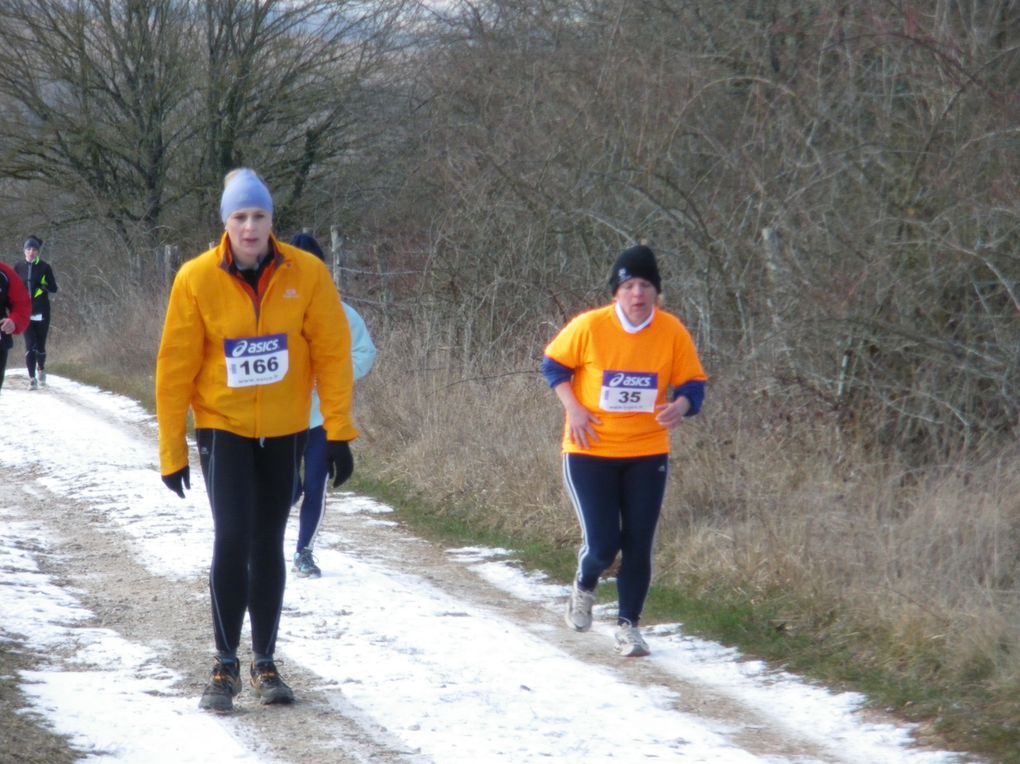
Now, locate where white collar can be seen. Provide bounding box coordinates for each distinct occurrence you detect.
[615,302,655,333]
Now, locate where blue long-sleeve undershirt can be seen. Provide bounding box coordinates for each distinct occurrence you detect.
[541,356,705,416]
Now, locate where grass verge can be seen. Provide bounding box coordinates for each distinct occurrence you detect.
[50,361,156,412]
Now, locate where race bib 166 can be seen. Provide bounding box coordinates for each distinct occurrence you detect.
[224,333,289,388]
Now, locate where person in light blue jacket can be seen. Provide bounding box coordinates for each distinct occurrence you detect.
[290,233,377,578]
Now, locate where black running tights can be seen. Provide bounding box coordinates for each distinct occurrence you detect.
[23,319,48,378]
[197,428,305,658]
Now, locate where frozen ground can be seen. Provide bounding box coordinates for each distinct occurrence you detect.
[0,370,978,763]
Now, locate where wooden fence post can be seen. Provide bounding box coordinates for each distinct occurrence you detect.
[330,225,345,293]
[162,244,180,287]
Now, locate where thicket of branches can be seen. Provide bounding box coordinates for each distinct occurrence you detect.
[0,0,407,275]
[1,0,1018,460]
[391,0,1020,461]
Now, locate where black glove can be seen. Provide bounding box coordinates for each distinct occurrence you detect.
[326,440,354,487]
[162,465,190,498]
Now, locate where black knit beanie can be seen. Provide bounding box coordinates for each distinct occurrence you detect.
[290,232,325,261]
[609,245,661,294]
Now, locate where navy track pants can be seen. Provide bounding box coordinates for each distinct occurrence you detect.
[562,453,669,625]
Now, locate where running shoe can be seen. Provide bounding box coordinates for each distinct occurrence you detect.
[38,370,46,386]
[614,622,651,657]
[293,548,321,578]
[250,660,294,705]
[198,656,242,712]
[564,582,595,632]
[29,377,38,390]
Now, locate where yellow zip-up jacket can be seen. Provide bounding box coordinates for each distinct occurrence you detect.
[156,234,357,476]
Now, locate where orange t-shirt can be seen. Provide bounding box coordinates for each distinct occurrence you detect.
[544,305,707,458]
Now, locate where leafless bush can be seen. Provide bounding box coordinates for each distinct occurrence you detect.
[356,322,570,536]
[388,0,1020,461]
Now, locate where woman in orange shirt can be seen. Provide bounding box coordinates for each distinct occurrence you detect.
[543,245,707,656]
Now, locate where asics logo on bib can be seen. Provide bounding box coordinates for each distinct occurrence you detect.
[607,372,653,388]
[231,338,281,357]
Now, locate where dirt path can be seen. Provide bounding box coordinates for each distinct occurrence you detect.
[4,468,826,763]
[0,374,966,763]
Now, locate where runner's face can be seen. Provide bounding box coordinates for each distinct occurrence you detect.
[24,245,38,262]
[225,208,272,268]
[616,277,657,324]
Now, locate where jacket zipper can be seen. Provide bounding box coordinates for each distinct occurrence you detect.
[253,261,283,440]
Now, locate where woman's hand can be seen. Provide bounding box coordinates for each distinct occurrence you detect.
[554,382,601,450]
[565,401,602,450]
[655,397,690,430]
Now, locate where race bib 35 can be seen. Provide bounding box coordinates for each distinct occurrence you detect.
[598,370,658,413]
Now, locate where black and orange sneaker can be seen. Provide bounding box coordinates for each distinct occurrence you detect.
[250,659,294,705]
[198,656,242,712]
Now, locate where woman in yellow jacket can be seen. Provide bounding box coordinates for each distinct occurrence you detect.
[156,168,357,712]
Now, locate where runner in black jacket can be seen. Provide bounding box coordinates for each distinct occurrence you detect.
[13,236,58,389]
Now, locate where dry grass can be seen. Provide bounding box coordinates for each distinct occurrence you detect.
[354,331,1020,757]
[46,289,163,408]
[359,331,1020,652]
[660,379,1020,687]
[356,327,572,542]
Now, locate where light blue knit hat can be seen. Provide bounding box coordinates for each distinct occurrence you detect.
[220,169,273,223]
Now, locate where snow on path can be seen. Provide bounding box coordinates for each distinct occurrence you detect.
[0,371,970,763]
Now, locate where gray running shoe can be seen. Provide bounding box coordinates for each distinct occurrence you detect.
[29,377,38,390]
[614,622,650,657]
[250,660,294,705]
[293,548,321,578]
[198,657,242,712]
[564,582,595,632]
[38,369,46,386]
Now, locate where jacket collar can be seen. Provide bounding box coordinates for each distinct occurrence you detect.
[216,232,285,275]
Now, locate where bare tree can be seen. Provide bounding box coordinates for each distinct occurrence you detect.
[391,0,1020,454]
[0,0,410,273]
[0,0,195,270]
[192,0,410,234]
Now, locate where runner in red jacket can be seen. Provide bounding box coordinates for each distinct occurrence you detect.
[0,261,31,394]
